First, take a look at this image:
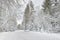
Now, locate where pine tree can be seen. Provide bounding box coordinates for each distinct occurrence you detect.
[22,0,34,31]
[42,0,51,15]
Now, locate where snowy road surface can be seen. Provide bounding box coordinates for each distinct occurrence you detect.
[0,30,60,40]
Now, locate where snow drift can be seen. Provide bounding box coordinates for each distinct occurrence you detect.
[0,30,60,40]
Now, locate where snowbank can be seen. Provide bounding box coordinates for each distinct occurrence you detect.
[0,30,60,40]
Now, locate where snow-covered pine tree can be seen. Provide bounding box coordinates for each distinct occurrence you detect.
[42,0,60,33]
[0,0,18,32]
[22,0,34,31]
[42,0,51,15]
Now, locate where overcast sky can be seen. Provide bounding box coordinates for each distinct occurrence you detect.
[32,0,44,9]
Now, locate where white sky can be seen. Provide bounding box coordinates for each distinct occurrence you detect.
[32,0,44,9]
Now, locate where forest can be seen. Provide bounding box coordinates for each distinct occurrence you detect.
[0,0,60,33]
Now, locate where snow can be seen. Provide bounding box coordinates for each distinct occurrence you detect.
[0,30,60,40]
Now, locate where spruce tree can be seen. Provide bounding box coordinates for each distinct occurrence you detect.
[42,0,51,15]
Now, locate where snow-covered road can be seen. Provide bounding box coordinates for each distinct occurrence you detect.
[0,30,60,40]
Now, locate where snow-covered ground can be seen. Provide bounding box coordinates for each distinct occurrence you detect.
[0,30,60,40]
